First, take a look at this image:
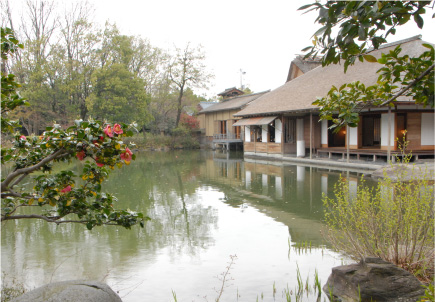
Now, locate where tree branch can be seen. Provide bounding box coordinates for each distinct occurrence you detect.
[1,214,121,226]
[1,148,69,192]
[380,63,435,107]
[1,214,62,223]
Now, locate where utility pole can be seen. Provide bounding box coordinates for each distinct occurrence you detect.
[240,69,246,90]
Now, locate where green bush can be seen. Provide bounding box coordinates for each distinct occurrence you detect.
[126,128,199,150]
[323,164,434,282]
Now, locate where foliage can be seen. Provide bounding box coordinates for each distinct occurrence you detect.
[1,27,28,133]
[86,63,152,125]
[418,283,435,302]
[300,1,435,129]
[179,113,199,130]
[323,166,434,282]
[1,27,148,230]
[1,272,26,302]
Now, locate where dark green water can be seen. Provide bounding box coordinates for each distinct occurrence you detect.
[1,150,375,301]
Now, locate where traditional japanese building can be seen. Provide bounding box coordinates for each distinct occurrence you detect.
[198,91,270,150]
[233,35,434,162]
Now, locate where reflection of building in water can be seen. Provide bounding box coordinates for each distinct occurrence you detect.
[199,153,375,246]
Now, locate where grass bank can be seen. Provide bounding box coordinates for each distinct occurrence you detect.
[125,130,200,151]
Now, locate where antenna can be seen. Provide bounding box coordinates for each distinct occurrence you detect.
[240,69,246,90]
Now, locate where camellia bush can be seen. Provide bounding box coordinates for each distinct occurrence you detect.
[1,27,148,230]
[323,166,434,282]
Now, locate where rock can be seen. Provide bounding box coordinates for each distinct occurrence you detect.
[323,257,425,302]
[10,280,122,302]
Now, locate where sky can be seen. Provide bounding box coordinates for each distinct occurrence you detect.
[9,0,435,99]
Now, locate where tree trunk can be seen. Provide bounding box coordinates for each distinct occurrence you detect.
[175,86,184,128]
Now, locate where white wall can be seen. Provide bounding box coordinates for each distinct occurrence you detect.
[421,113,434,145]
[245,126,251,142]
[349,126,358,146]
[321,120,328,145]
[381,113,395,148]
[275,119,282,143]
[262,125,268,143]
[296,118,305,157]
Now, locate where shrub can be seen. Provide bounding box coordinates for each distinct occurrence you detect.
[323,164,434,282]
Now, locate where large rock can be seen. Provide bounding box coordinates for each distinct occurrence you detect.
[323,257,425,302]
[10,280,122,302]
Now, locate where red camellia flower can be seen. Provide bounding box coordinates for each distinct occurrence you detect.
[61,185,72,193]
[76,150,86,161]
[104,125,113,137]
[19,135,26,140]
[96,157,104,167]
[113,123,123,135]
[120,147,133,163]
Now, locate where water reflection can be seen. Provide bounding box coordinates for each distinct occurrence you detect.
[2,150,375,301]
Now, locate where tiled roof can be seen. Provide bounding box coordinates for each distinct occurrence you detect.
[199,90,270,114]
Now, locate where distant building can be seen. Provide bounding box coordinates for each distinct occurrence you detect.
[198,91,270,149]
[286,55,322,82]
[217,87,244,100]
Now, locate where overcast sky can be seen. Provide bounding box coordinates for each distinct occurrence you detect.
[10,0,435,99]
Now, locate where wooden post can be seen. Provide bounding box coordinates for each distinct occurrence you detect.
[346,125,350,163]
[387,106,391,163]
[310,113,313,159]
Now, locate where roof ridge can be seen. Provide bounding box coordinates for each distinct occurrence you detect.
[377,35,422,50]
[223,90,271,102]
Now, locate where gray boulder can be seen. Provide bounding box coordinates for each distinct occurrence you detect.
[323,257,425,302]
[11,280,122,302]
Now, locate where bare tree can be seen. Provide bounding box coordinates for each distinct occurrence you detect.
[168,43,212,128]
[20,0,58,66]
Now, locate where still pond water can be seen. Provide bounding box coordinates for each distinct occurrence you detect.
[1,150,377,301]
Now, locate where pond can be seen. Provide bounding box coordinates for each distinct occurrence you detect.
[1,150,377,301]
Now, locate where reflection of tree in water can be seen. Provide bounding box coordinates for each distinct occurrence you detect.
[106,150,218,257]
[1,151,218,287]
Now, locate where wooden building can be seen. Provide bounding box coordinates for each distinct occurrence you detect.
[286,55,322,82]
[198,91,269,149]
[234,36,434,161]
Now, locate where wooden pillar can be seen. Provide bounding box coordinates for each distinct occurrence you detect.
[387,106,391,163]
[346,125,350,163]
[310,113,313,159]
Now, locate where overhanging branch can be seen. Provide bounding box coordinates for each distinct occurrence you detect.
[380,63,435,107]
[1,148,69,192]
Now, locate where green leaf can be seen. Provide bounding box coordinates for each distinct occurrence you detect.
[313,25,328,37]
[413,14,424,29]
[363,55,378,63]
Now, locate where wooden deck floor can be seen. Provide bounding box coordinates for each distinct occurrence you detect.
[317,147,434,162]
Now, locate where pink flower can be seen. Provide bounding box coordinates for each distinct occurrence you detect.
[61,185,72,193]
[104,125,113,137]
[76,150,86,161]
[96,157,104,167]
[120,147,133,163]
[19,135,26,140]
[113,124,123,135]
